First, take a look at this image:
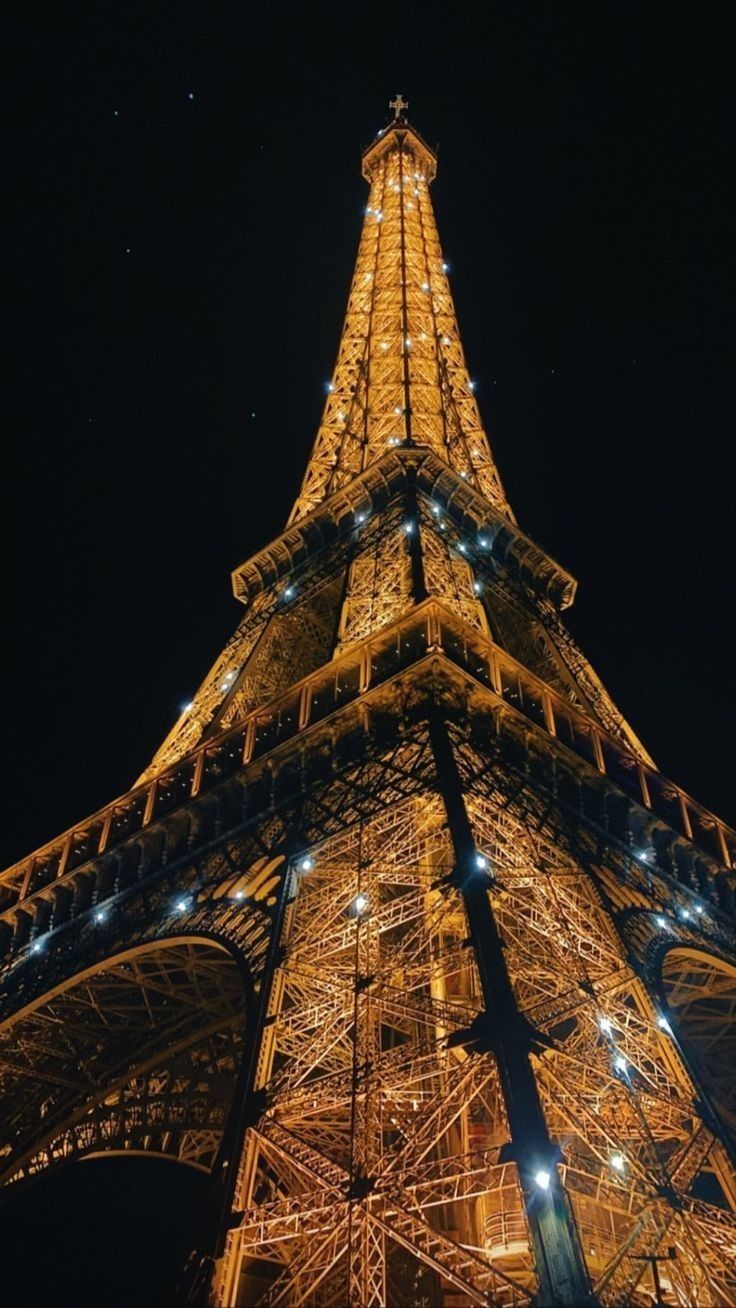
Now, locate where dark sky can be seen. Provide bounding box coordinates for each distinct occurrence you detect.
[4,1,735,873]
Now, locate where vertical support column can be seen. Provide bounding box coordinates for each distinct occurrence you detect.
[542,689,556,737]
[143,779,158,826]
[428,714,596,1308]
[180,845,298,1306]
[98,808,113,854]
[57,833,72,881]
[298,682,311,731]
[427,603,442,651]
[637,763,652,809]
[677,792,693,841]
[397,137,414,449]
[358,645,372,694]
[715,821,730,868]
[489,646,502,696]
[405,484,427,604]
[191,751,205,798]
[346,840,385,1308]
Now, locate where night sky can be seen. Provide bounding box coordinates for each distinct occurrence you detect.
[4,4,735,870]
[1,4,734,1296]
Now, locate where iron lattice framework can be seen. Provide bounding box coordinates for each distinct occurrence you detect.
[1,101,735,1308]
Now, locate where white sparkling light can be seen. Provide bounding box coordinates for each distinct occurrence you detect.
[300,856,314,872]
[353,893,369,916]
[614,1054,628,1074]
[475,853,488,870]
[656,1015,671,1032]
[598,1015,612,1035]
[655,915,667,929]
[95,909,106,923]
[176,899,188,914]
[534,1169,551,1191]
[610,1152,625,1172]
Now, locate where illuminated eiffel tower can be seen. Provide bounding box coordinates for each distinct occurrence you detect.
[1,98,735,1308]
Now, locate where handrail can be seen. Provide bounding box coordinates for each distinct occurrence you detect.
[1,600,733,924]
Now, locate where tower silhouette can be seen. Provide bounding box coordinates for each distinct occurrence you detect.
[1,101,735,1308]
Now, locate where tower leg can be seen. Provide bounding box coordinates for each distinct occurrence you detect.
[182,851,297,1306]
[429,714,596,1307]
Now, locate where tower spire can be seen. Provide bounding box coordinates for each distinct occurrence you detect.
[288,106,513,525]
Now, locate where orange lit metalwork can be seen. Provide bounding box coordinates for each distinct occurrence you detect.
[1,101,735,1307]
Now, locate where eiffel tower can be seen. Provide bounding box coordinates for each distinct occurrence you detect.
[1,98,735,1308]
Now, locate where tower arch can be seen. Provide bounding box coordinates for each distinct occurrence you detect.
[660,946,736,1134]
[0,936,248,1191]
